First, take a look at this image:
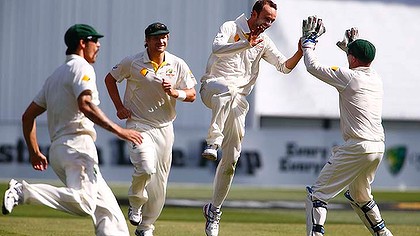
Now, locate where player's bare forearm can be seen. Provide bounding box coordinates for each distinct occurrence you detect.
[22,102,48,170]
[105,74,131,119]
[78,91,121,135]
[22,102,45,157]
[162,79,196,102]
[105,73,125,111]
[77,92,142,145]
[285,49,303,70]
[181,88,196,102]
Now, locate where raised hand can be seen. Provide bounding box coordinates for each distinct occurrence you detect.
[336,27,358,52]
[248,26,264,47]
[302,15,318,38]
[302,16,326,40]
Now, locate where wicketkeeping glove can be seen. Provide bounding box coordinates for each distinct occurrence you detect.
[302,16,317,38]
[302,16,326,40]
[336,27,359,53]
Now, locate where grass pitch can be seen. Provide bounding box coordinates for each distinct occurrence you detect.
[1,183,419,236]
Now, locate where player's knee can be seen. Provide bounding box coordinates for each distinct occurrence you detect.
[134,164,156,176]
[221,161,237,176]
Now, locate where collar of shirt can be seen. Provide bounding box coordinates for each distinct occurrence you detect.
[143,51,173,72]
[235,13,251,35]
[66,54,86,63]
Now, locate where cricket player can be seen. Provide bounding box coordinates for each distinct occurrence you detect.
[301,23,393,236]
[200,1,303,235]
[104,22,197,236]
[2,24,143,235]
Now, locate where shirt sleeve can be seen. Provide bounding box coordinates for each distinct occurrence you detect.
[211,21,252,57]
[73,64,100,105]
[109,56,133,83]
[303,48,353,91]
[262,36,291,74]
[174,59,197,90]
[33,85,47,108]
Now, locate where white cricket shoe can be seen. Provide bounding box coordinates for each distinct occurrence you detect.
[135,229,153,236]
[2,179,23,215]
[128,206,142,226]
[202,144,219,161]
[203,203,222,236]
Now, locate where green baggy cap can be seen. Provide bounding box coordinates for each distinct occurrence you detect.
[145,22,170,36]
[348,39,376,63]
[64,24,104,47]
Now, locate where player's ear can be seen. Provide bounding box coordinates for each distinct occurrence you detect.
[250,10,258,19]
[79,38,87,49]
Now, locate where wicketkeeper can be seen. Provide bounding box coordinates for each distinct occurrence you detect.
[301,16,393,236]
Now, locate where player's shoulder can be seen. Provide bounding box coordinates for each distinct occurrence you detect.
[165,51,188,65]
[119,51,145,65]
[69,56,94,74]
[220,20,237,32]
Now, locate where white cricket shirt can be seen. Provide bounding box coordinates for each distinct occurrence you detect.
[110,51,196,128]
[303,48,385,151]
[34,54,99,141]
[201,13,291,96]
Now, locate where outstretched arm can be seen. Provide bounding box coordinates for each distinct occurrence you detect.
[77,90,142,144]
[285,40,304,70]
[22,102,48,171]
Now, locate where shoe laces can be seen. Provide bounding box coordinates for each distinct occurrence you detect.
[206,206,221,222]
[12,183,23,204]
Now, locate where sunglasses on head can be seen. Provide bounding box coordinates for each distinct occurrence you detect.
[85,36,99,43]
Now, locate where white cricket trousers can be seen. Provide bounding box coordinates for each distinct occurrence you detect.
[200,78,249,208]
[311,140,385,202]
[126,121,174,232]
[21,134,129,236]
[306,140,387,236]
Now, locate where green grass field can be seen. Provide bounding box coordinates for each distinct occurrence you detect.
[1,183,419,236]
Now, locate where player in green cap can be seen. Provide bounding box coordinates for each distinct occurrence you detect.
[301,21,393,236]
[2,24,142,235]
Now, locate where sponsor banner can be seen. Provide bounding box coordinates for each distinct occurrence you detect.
[1,124,419,189]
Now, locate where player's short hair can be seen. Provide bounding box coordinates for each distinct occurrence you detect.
[252,0,277,14]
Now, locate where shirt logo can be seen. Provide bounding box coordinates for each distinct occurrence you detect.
[140,68,148,76]
[165,68,175,77]
[82,75,90,81]
[234,34,240,42]
[331,66,339,71]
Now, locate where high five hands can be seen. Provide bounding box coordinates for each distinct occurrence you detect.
[301,15,326,50]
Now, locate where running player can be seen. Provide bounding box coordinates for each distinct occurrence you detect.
[2,24,142,235]
[104,22,197,236]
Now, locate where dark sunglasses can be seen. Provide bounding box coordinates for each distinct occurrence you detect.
[85,36,99,43]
